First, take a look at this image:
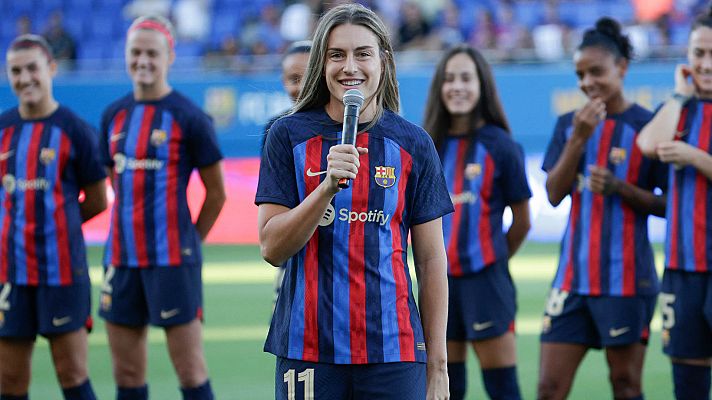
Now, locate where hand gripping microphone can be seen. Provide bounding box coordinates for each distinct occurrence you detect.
[337,89,365,189]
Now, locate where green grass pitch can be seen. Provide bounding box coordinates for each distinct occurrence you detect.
[24,243,673,399]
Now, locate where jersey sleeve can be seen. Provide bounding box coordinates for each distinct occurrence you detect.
[186,111,223,168]
[410,133,454,225]
[98,107,113,168]
[541,115,571,172]
[255,119,300,208]
[72,119,107,186]
[502,141,532,204]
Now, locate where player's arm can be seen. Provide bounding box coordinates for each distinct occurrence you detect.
[546,99,605,206]
[259,144,366,266]
[657,141,712,181]
[506,199,531,258]
[80,179,107,222]
[411,218,449,400]
[195,161,226,240]
[587,165,666,217]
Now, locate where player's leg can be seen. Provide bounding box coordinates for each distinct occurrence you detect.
[446,341,468,400]
[538,290,595,400]
[0,283,35,399]
[145,266,213,399]
[99,267,151,399]
[661,270,712,400]
[473,332,520,400]
[592,294,656,400]
[40,283,96,399]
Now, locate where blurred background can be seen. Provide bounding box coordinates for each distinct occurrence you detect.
[0,0,689,244]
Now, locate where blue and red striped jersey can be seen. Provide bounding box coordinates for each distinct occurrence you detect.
[439,125,531,276]
[664,99,712,273]
[0,106,106,286]
[99,91,222,268]
[256,109,453,364]
[542,104,665,296]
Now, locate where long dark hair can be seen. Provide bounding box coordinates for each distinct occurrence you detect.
[423,44,510,150]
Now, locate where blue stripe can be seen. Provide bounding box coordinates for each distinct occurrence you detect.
[379,137,401,362]
[43,127,62,285]
[577,123,604,293]
[682,109,704,271]
[103,114,124,265]
[440,139,459,247]
[153,112,172,266]
[664,167,675,267]
[332,167,351,363]
[122,106,145,265]
[608,125,635,294]
[465,143,488,271]
[13,123,34,284]
[288,248,306,359]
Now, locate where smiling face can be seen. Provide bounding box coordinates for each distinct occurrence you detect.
[574,46,626,104]
[324,23,382,120]
[688,26,712,98]
[441,52,480,117]
[6,46,56,114]
[126,28,174,98]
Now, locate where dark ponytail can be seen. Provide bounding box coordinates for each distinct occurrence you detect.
[578,17,633,61]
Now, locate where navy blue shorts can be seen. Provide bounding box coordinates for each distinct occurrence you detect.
[0,282,92,339]
[447,259,516,341]
[98,265,203,327]
[540,289,656,348]
[660,269,712,359]
[275,357,426,400]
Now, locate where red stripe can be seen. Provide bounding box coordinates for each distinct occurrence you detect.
[110,110,128,266]
[669,171,679,270]
[562,191,580,290]
[132,106,154,267]
[54,134,72,285]
[446,140,467,277]
[676,107,689,135]
[478,154,496,265]
[622,141,643,295]
[588,120,615,295]
[23,123,44,285]
[693,104,712,272]
[0,127,15,282]
[301,136,322,361]
[391,147,415,361]
[166,120,182,265]
[349,133,369,363]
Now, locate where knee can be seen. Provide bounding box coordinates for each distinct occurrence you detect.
[113,361,146,387]
[54,362,88,388]
[609,369,641,397]
[0,368,31,394]
[537,376,563,400]
[174,362,208,388]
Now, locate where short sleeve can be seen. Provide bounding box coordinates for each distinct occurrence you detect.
[502,142,532,204]
[72,119,107,186]
[542,115,571,172]
[186,111,223,168]
[410,133,454,225]
[255,119,300,208]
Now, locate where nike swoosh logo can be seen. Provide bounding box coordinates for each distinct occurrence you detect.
[110,132,125,142]
[0,150,14,161]
[473,321,494,331]
[160,308,180,319]
[306,168,327,177]
[609,327,630,338]
[52,316,72,327]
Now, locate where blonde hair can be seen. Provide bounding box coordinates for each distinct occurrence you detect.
[292,3,399,126]
[127,15,176,50]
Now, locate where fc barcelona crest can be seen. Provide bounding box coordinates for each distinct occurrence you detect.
[465,163,482,180]
[374,166,396,188]
[39,148,56,165]
[609,147,627,165]
[150,129,168,146]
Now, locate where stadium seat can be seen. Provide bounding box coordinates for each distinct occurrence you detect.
[88,12,118,39]
[513,1,543,29]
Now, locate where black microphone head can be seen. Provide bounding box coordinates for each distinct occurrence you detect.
[343,89,364,108]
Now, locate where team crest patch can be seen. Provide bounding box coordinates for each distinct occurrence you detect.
[101,293,112,311]
[150,129,168,146]
[465,163,482,180]
[39,148,56,165]
[609,147,627,165]
[374,166,396,188]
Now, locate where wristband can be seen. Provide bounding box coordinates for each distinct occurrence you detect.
[672,92,692,104]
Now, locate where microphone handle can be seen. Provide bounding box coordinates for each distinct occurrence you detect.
[338,108,359,189]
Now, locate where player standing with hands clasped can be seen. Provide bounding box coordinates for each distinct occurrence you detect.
[423,44,531,400]
[538,17,666,400]
[97,15,226,400]
[256,4,452,399]
[0,34,107,400]
[637,6,712,400]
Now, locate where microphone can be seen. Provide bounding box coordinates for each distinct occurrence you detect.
[338,89,365,189]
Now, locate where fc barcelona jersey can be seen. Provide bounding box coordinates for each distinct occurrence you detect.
[99,91,222,268]
[256,108,453,364]
[439,125,531,276]
[542,104,665,296]
[0,106,106,286]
